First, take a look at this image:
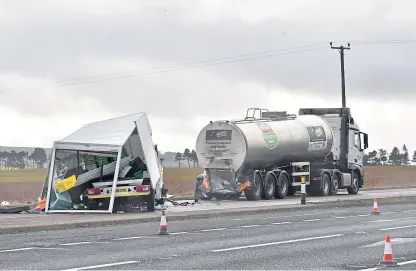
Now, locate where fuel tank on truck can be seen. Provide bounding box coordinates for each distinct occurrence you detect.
[195,114,334,172]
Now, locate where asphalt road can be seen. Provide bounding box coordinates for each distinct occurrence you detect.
[1,203,416,270]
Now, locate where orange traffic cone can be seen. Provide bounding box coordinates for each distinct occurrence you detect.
[371,198,380,215]
[378,234,397,266]
[158,210,169,235]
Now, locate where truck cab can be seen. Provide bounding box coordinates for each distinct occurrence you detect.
[299,107,368,195]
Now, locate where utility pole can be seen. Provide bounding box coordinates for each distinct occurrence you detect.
[330,42,350,108]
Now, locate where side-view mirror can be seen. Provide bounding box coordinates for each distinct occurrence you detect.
[364,133,368,149]
[360,132,368,150]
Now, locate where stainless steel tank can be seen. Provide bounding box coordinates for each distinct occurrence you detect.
[195,114,334,172]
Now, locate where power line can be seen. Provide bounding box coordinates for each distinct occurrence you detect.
[1,44,327,92]
[55,47,327,88]
[2,38,416,93]
[350,39,416,45]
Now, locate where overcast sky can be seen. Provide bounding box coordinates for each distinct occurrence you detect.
[1,0,416,153]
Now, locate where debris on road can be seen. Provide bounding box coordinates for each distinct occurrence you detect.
[0,205,30,214]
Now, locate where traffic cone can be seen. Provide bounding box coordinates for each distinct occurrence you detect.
[378,234,397,266]
[371,198,380,215]
[158,210,169,235]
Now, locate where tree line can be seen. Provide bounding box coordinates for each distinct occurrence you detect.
[170,148,199,168]
[0,148,48,170]
[364,144,416,166]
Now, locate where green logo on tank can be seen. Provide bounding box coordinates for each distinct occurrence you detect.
[255,122,278,149]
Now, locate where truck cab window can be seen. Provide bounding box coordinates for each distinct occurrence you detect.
[354,132,361,149]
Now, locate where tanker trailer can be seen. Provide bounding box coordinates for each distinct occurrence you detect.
[194,107,368,201]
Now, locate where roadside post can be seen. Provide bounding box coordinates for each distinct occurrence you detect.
[301,176,306,205]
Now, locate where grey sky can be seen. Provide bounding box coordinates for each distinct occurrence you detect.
[1,0,415,152]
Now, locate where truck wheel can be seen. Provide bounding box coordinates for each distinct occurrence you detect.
[329,173,339,195]
[262,172,276,200]
[245,172,263,201]
[320,173,330,196]
[274,172,289,199]
[347,172,360,195]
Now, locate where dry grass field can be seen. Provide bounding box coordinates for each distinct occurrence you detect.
[1,166,416,202]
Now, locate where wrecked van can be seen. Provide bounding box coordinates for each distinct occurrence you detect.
[41,113,166,213]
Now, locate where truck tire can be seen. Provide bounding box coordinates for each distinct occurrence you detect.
[274,172,289,199]
[320,173,330,196]
[347,171,360,195]
[245,172,263,201]
[262,172,276,200]
[329,173,339,195]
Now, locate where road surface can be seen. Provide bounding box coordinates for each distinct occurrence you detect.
[1,202,416,270]
[2,188,416,233]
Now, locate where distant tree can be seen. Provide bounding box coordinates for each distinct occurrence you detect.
[183,148,191,168]
[363,152,369,166]
[0,151,5,169]
[401,144,409,165]
[367,150,379,165]
[30,148,47,168]
[159,157,165,166]
[175,152,183,168]
[378,149,388,165]
[190,149,199,168]
[389,146,401,165]
[412,151,416,164]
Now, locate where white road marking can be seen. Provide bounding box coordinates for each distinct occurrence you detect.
[373,216,416,223]
[371,219,392,223]
[357,214,371,217]
[335,216,348,219]
[231,211,334,221]
[356,231,366,234]
[382,212,397,215]
[363,238,416,248]
[211,234,343,252]
[239,225,261,228]
[0,247,34,253]
[170,232,189,235]
[271,222,292,225]
[62,261,140,271]
[114,236,145,240]
[200,228,227,232]
[403,210,416,213]
[358,259,416,271]
[398,259,416,266]
[379,224,416,231]
[303,219,321,222]
[60,241,93,246]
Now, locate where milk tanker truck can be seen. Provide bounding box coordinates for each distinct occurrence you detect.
[194,107,368,200]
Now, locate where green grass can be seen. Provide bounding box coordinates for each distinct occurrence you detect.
[0,169,46,183]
